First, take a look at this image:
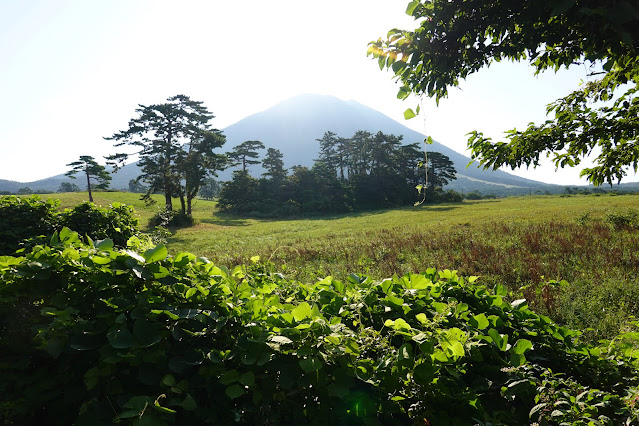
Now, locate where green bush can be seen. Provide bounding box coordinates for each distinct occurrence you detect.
[1,234,638,425]
[0,195,60,255]
[0,196,140,255]
[606,209,638,230]
[60,202,140,247]
[148,209,195,229]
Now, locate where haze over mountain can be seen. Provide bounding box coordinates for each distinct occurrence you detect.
[2,94,585,195]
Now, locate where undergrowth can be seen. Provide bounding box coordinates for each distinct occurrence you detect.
[2,232,639,425]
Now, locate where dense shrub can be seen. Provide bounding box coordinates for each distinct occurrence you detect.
[0,196,139,255]
[606,208,638,230]
[1,234,638,425]
[148,209,195,229]
[60,202,140,247]
[0,196,60,255]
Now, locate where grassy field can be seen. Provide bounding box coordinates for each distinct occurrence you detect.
[48,190,639,341]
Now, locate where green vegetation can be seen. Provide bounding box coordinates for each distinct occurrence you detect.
[2,228,639,424]
[66,155,112,203]
[217,130,459,215]
[0,195,139,255]
[3,192,639,424]
[106,94,226,214]
[369,0,639,186]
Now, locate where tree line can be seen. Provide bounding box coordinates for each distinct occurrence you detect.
[216,130,459,215]
[61,94,457,217]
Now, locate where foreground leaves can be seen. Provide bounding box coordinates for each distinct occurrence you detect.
[1,231,638,424]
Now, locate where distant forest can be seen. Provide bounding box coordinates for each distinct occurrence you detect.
[215,130,461,216]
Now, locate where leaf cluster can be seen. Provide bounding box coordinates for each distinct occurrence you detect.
[1,236,638,424]
[369,0,639,185]
[0,196,140,255]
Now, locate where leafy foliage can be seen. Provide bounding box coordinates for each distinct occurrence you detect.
[66,155,111,203]
[106,94,226,214]
[218,130,458,215]
[1,235,639,424]
[0,195,60,255]
[58,182,81,193]
[148,208,195,229]
[0,196,139,255]
[369,0,639,185]
[227,140,265,172]
[60,201,140,247]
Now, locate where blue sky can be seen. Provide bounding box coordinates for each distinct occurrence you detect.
[2,0,634,185]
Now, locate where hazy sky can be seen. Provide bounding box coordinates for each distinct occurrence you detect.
[2,0,635,185]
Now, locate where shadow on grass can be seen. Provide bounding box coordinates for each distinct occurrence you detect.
[200,215,252,227]
[200,203,463,225]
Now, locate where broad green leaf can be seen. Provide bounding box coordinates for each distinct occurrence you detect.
[220,369,240,385]
[385,318,411,331]
[95,239,114,251]
[431,302,448,314]
[185,287,197,299]
[406,0,420,15]
[470,313,489,330]
[413,362,435,385]
[143,244,168,263]
[107,327,134,349]
[404,108,416,120]
[178,394,197,411]
[292,302,312,322]
[300,357,322,372]
[161,374,175,386]
[415,313,428,325]
[239,371,255,386]
[225,384,245,399]
[133,320,161,348]
[494,284,508,296]
[512,339,533,355]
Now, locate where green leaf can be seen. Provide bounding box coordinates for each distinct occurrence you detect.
[414,362,435,385]
[300,357,322,372]
[239,371,255,386]
[220,369,240,385]
[470,313,489,330]
[404,108,417,120]
[406,0,420,15]
[512,339,533,355]
[415,313,428,325]
[107,327,134,349]
[143,244,168,263]
[178,394,197,411]
[225,384,245,399]
[133,320,161,348]
[95,238,114,251]
[292,302,312,322]
[185,287,197,299]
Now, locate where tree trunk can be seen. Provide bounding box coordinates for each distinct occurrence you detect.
[85,169,93,203]
[164,191,173,211]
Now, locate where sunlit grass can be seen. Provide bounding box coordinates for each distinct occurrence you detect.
[45,191,639,340]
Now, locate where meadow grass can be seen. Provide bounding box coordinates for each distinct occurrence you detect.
[48,191,639,340]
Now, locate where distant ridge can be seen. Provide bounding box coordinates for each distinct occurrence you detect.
[1,94,593,195]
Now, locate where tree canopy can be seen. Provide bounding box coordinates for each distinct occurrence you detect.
[369,0,639,185]
[106,95,225,213]
[65,155,111,202]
